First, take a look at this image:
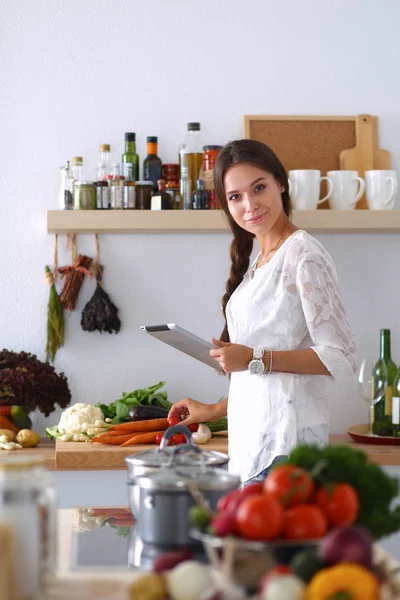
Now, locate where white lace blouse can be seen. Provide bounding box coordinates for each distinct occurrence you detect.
[226,230,357,482]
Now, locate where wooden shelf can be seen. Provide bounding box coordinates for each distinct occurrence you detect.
[47,209,400,234]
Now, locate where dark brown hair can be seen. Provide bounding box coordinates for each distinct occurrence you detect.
[214,139,292,342]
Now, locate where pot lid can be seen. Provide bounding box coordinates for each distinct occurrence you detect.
[125,444,229,469]
[134,464,240,492]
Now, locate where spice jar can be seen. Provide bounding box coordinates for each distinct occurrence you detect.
[202,146,222,209]
[135,181,154,209]
[74,181,97,209]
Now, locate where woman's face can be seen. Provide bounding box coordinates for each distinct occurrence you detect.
[223,163,285,234]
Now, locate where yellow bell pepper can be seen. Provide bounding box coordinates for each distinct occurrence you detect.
[305,563,379,600]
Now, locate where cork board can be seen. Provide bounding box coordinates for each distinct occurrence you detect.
[243,115,358,208]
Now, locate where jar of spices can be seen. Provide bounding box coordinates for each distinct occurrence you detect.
[162,164,180,188]
[74,181,97,209]
[202,146,223,209]
[135,181,154,209]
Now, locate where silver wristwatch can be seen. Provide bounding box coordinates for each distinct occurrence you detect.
[248,347,265,375]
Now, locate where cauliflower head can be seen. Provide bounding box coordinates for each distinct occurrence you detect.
[58,403,105,434]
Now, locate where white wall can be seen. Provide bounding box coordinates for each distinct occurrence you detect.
[1,0,400,435]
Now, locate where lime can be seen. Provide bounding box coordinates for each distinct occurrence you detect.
[188,506,210,531]
[10,406,32,430]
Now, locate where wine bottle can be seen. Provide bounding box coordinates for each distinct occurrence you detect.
[143,137,162,190]
[392,366,400,438]
[122,133,139,180]
[372,329,397,436]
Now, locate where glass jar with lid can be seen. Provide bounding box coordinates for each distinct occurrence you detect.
[74,181,97,209]
[135,181,154,209]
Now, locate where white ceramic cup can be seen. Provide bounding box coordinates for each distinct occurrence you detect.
[365,170,397,210]
[327,170,365,210]
[288,170,333,210]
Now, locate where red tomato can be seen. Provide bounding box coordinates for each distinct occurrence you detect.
[235,494,284,541]
[264,465,315,507]
[283,504,327,540]
[154,433,163,446]
[315,483,359,527]
[258,565,293,593]
[216,483,263,515]
[0,406,11,417]
[168,416,181,427]
[170,433,186,445]
[188,423,199,432]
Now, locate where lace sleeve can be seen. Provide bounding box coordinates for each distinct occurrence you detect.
[296,251,357,379]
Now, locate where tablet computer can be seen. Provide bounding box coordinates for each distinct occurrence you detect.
[140,323,218,369]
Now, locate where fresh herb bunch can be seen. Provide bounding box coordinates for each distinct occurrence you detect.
[286,444,400,539]
[96,381,170,424]
[0,349,71,417]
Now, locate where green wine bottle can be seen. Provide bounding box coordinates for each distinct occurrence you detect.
[122,133,139,180]
[372,329,397,436]
[392,366,400,438]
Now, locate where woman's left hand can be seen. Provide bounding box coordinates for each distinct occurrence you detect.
[210,337,253,373]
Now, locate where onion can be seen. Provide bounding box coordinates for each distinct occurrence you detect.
[319,525,374,569]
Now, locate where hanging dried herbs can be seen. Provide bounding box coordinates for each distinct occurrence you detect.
[58,235,92,310]
[44,235,64,363]
[81,235,121,334]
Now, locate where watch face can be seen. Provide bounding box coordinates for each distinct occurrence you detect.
[249,359,264,375]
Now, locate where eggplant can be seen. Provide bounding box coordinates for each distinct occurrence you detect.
[128,405,169,421]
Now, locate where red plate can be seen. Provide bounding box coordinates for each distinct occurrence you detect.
[347,424,400,445]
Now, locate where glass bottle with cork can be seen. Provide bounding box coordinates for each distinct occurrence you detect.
[110,164,124,209]
[179,122,204,194]
[143,136,162,190]
[372,328,397,436]
[123,164,136,209]
[122,133,139,180]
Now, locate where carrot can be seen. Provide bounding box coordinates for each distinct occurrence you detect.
[109,418,169,434]
[120,430,165,447]
[0,416,19,433]
[91,433,142,445]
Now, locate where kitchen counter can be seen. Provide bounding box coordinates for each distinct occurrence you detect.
[13,431,400,471]
[57,432,400,469]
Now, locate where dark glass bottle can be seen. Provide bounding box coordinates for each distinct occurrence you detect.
[121,133,139,180]
[151,179,173,210]
[393,366,400,438]
[192,179,209,209]
[143,137,162,190]
[372,329,397,436]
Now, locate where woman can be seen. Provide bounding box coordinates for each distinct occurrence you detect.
[169,139,357,485]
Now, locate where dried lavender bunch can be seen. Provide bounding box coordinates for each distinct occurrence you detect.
[0,350,71,416]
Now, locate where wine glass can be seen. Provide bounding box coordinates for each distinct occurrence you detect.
[357,358,388,435]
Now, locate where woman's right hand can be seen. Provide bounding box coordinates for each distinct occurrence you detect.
[168,397,217,427]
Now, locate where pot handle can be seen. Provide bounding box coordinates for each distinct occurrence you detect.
[159,424,195,451]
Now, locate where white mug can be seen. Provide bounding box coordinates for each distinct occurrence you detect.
[365,170,397,210]
[288,170,333,210]
[327,170,365,210]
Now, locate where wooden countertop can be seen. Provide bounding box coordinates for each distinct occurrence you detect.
[55,434,229,469]
[14,432,400,471]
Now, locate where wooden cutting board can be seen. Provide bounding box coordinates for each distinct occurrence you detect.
[339,114,392,209]
[55,434,229,470]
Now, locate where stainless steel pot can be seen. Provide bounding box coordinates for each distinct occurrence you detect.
[125,425,229,517]
[131,441,240,547]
